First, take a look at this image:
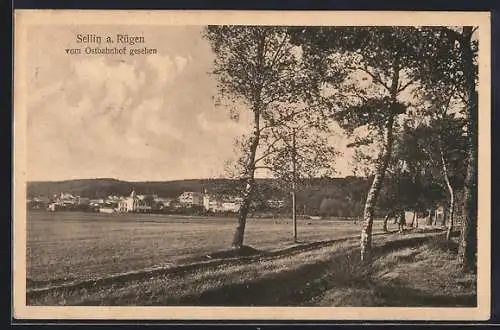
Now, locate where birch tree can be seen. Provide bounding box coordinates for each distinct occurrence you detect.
[291,27,425,261]
[385,117,463,233]
[410,101,467,240]
[204,26,330,249]
[415,26,478,270]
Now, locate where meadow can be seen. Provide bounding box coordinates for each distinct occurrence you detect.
[27,211,384,287]
[26,211,475,307]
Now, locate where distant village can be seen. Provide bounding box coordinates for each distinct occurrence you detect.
[26,189,286,215]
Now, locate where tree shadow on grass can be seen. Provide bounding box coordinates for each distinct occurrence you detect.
[208,246,262,259]
[425,236,460,254]
[369,281,476,307]
[370,233,442,257]
[159,247,364,306]
[184,231,397,265]
[159,233,474,307]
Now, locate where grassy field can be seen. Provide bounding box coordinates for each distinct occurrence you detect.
[26,211,475,307]
[27,211,386,286]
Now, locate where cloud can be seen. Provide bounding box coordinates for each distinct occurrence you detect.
[196,111,246,135]
[146,54,189,86]
[70,58,145,118]
[174,55,188,72]
[25,25,354,181]
[131,98,184,141]
[73,58,142,90]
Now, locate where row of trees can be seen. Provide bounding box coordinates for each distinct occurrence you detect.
[203,26,478,270]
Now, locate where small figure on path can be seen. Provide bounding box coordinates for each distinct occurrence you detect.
[398,210,406,233]
[382,210,395,232]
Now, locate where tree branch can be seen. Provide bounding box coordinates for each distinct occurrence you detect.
[357,64,391,92]
[455,89,468,105]
[259,108,310,132]
[261,34,290,92]
[261,69,299,102]
[254,165,281,176]
[254,135,285,164]
[440,87,455,117]
[343,64,391,92]
[397,77,417,93]
[268,33,288,70]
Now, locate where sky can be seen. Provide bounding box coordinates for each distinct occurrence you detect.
[25,24,356,182]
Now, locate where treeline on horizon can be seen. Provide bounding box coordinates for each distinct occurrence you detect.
[26,176,456,217]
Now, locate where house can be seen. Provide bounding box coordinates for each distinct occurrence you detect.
[203,194,242,213]
[221,201,241,213]
[78,197,90,205]
[60,200,77,207]
[117,189,151,213]
[435,205,446,223]
[107,195,121,203]
[99,207,116,214]
[60,192,76,200]
[267,199,286,209]
[203,194,223,212]
[154,197,174,208]
[55,192,78,205]
[169,199,183,209]
[178,191,204,207]
[28,196,50,209]
[118,190,139,213]
[136,196,153,213]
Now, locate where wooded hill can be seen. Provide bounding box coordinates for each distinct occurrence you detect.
[27,177,364,215]
[27,176,453,217]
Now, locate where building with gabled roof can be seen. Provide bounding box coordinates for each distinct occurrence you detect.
[178,191,204,207]
[117,189,151,213]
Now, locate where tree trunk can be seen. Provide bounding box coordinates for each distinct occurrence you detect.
[457,27,478,271]
[410,210,416,228]
[441,145,455,240]
[231,32,267,250]
[442,207,448,227]
[446,194,455,240]
[360,115,395,261]
[382,211,390,232]
[292,128,297,243]
[231,111,261,249]
[426,209,434,226]
[360,62,400,262]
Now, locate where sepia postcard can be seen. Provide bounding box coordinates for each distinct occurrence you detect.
[13,10,491,321]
